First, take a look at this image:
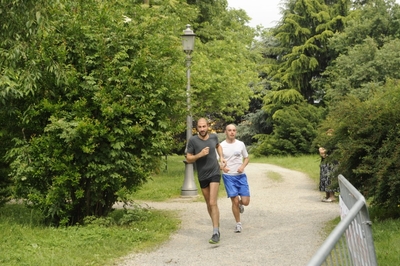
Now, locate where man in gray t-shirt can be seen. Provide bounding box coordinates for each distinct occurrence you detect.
[186,118,225,244]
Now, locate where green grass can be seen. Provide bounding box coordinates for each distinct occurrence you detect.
[0,203,179,266]
[130,155,188,201]
[372,219,400,265]
[130,154,227,201]
[1,154,399,265]
[250,154,321,183]
[266,171,283,182]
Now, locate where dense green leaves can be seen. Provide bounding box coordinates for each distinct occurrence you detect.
[250,0,348,156]
[0,0,259,224]
[253,1,400,219]
[190,0,260,121]
[267,0,347,102]
[324,38,400,102]
[253,102,323,156]
[329,0,400,54]
[1,0,192,224]
[314,82,400,218]
[308,0,400,219]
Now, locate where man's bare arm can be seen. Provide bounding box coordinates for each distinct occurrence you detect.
[237,157,249,173]
[186,147,209,163]
[217,144,226,166]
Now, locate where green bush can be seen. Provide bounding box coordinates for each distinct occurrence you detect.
[315,81,400,219]
[252,103,323,156]
[2,0,187,226]
[0,163,11,207]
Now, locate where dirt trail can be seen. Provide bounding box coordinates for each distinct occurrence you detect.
[115,163,339,266]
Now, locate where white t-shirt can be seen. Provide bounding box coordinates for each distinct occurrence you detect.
[220,139,248,175]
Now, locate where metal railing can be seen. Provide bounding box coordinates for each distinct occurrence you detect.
[307,174,378,266]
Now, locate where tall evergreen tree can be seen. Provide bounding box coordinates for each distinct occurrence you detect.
[267,0,348,103]
[251,0,349,156]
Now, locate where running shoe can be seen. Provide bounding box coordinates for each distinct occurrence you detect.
[239,204,244,214]
[235,223,242,233]
[209,231,220,244]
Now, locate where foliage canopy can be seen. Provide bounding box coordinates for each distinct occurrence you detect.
[0,0,258,225]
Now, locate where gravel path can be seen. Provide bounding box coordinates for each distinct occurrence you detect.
[115,163,339,266]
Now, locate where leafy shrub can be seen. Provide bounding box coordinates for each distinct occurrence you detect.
[252,103,323,156]
[0,165,11,207]
[83,216,115,227]
[3,1,187,226]
[315,81,400,219]
[236,110,271,146]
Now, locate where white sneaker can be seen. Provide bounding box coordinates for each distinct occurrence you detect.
[235,223,242,233]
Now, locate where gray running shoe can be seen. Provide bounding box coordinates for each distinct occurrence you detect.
[209,232,220,244]
[235,223,242,233]
[239,204,244,214]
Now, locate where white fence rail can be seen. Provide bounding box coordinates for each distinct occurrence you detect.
[307,174,378,266]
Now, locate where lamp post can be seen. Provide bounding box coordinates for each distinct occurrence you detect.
[181,24,198,197]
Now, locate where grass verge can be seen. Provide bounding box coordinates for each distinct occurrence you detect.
[0,203,179,266]
[372,219,400,265]
[249,154,321,183]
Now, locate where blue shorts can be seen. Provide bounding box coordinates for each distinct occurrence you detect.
[199,175,221,189]
[222,173,250,198]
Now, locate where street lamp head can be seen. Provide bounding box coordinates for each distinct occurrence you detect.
[181,24,196,54]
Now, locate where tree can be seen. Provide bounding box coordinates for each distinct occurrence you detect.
[0,0,51,206]
[188,0,260,123]
[252,89,323,156]
[328,0,400,55]
[2,0,191,225]
[321,0,400,103]
[323,38,400,102]
[312,1,400,219]
[236,109,271,146]
[266,0,348,103]
[1,0,261,225]
[248,0,348,155]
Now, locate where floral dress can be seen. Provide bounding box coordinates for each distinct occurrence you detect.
[319,157,338,192]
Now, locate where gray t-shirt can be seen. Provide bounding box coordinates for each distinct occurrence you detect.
[187,134,220,181]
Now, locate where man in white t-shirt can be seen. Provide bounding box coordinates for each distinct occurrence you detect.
[220,124,250,233]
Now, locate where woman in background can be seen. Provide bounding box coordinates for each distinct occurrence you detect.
[319,147,337,202]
